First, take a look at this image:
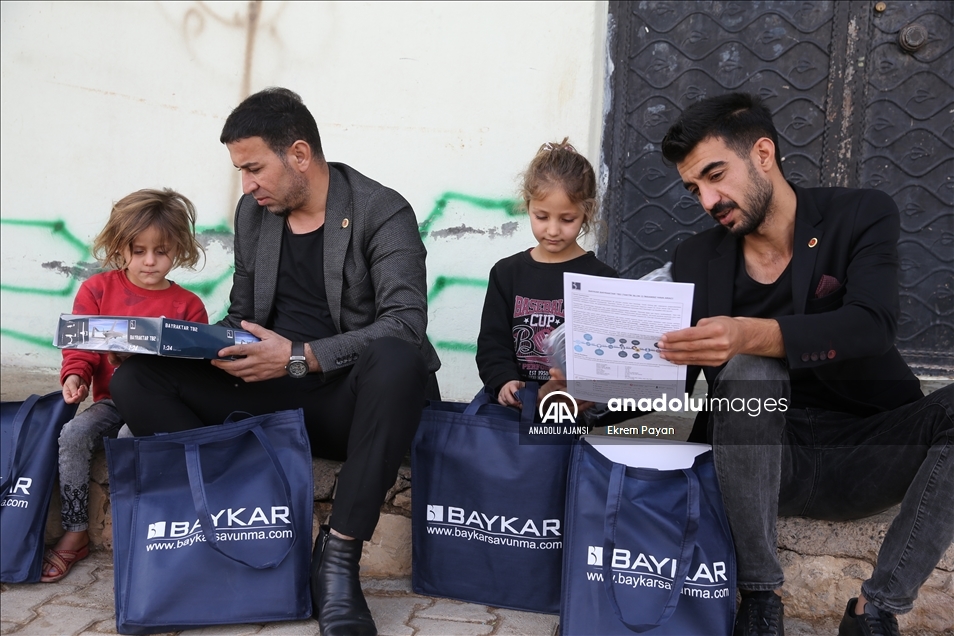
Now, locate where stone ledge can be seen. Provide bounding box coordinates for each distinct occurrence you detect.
[778,513,954,633]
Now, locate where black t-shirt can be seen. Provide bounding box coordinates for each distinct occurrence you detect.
[732,252,794,323]
[269,222,338,342]
[732,249,844,411]
[477,250,618,392]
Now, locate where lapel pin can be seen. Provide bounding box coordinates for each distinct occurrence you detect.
[808,237,818,248]
[342,218,349,229]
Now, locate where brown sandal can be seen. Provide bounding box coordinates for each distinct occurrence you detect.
[40,544,89,583]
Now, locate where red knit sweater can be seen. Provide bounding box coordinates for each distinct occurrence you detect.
[60,269,208,402]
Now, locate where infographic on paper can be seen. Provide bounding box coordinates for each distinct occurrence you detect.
[563,273,694,403]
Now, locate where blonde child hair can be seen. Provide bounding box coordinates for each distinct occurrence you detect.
[519,138,599,236]
[92,188,204,270]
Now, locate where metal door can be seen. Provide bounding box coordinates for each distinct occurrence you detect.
[601,1,953,373]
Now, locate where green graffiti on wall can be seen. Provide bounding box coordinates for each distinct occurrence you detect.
[0,217,236,348]
[419,192,520,354]
[1,192,520,354]
[418,192,520,238]
[0,219,90,296]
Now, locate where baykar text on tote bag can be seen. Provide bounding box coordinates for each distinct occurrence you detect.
[1,392,78,583]
[561,437,736,635]
[106,409,313,634]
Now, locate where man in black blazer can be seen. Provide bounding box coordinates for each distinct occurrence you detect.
[658,93,951,636]
[113,88,440,636]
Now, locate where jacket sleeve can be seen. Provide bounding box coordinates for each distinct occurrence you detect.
[219,196,257,330]
[476,263,522,393]
[776,189,901,368]
[308,195,430,377]
[60,280,103,388]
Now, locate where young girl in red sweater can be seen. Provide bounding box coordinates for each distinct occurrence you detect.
[42,189,207,582]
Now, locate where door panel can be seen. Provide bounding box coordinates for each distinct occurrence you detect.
[602,1,953,372]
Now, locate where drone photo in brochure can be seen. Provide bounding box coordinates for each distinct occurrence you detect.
[53,315,259,360]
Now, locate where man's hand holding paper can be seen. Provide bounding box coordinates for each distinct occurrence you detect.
[659,316,784,367]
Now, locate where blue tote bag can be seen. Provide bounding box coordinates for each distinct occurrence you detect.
[561,437,736,635]
[105,410,313,634]
[412,386,574,613]
[1,392,78,583]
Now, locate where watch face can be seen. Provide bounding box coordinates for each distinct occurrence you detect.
[287,359,308,378]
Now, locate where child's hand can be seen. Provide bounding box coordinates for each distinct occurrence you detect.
[539,368,595,412]
[62,375,89,405]
[497,380,525,408]
[107,352,132,366]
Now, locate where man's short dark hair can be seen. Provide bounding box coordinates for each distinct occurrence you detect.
[220,87,324,161]
[661,92,783,175]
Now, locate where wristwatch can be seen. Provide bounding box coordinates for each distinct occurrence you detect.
[286,341,309,378]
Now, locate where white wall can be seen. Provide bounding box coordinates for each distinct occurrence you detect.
[0,1,608,400]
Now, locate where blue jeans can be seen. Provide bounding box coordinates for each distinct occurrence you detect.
[711,355,953,615]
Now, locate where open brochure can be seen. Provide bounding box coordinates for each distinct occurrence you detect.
[54,315,259,360]
[563,273,694,403]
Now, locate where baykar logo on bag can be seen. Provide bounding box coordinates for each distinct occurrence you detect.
[584,544,731,600]
[144,505,293,552]
[424,503,563,551]
[587,545,602,565]
[1,478,33,509]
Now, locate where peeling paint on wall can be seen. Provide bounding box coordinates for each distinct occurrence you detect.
[418,192,520,238]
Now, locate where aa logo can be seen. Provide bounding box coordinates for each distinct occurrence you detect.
[427,505,444,522]
[539,391,578,424]
[147,522,166,539]
[588,546,603,566]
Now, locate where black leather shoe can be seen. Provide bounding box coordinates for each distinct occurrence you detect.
[734,591,784,636]
[311,525,377,636]
[838,598,901,636]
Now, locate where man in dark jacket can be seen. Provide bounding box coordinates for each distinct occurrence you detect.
[113,87,440,636]
[658,92,952,636]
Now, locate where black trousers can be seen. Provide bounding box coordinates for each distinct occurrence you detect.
[110,337,432,541]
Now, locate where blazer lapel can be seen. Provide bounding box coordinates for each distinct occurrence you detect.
[324,166,353,331]
[791,185,823,315]
[254,210,283,324]
[708,231,736,319]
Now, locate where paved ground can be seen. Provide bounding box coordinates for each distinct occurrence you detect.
[0,551,561,635]
[1,551,843,636]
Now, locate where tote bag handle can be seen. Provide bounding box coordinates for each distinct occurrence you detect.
[464,383,538,424]
[601,463,700,632]
[0,394,42,494]
[184,424,295,569]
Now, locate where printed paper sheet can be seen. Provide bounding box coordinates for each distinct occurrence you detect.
[563,273,694,403]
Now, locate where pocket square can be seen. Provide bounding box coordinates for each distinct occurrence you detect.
[815,275,841,298]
